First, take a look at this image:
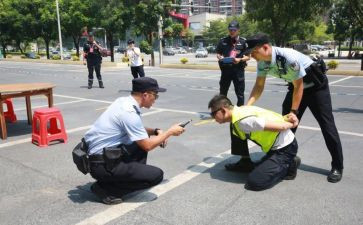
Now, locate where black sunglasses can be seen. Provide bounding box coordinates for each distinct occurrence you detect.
[210,108,222,117]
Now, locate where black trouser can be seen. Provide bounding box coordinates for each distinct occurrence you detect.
[282,72,343,170]
[246,139,298,191]
[89,144,163,197]
[219,67,250,158]
[87,61,102,81]
[219,67,245,106]
[131,65,145,78]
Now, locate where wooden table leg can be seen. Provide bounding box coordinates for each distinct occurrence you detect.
[47,88,53,107]
[25,96,32,125]
[0,100,7,139]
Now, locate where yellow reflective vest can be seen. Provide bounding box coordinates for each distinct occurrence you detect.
[231,106,286,153]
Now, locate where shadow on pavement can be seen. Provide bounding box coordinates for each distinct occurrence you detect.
[333,107,363,114]
[5,120,32,137]
[68,182,99,204]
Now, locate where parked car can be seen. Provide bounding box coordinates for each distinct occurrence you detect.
[195,48,208,58]
[163,47,175,56]
[51,50,71,60]
[206,45,216,53]
[116,47,126,54]
[25,52,38,59]
[174,47,187,54]
[183,46,193,53]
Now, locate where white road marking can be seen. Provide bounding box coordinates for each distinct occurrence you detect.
[14,100,87,111]
[330,84,363,88]
[299,125,363,137]
[329,76,353,85]
[0,110,163,149]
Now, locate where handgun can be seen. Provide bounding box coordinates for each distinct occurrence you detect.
[179,119,192,128]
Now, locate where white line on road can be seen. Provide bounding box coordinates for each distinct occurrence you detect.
[0,110,163,150]
[329,76,353,85]
[14,100,87,111]
[330,84,363,88]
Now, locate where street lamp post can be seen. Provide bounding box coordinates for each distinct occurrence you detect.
[56,0,63,60]
[158,16,163,65]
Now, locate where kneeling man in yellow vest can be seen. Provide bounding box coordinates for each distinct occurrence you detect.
[208,95,301,191]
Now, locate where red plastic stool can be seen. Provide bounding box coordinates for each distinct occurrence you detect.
[32,107,67,147]
[3,98,17,123]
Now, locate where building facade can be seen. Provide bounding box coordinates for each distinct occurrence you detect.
[179,0,244,16]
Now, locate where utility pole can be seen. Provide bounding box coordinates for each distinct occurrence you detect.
[56,0,63,60]
[158,15,163,65]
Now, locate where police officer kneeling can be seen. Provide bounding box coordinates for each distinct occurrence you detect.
[77,77,185,204]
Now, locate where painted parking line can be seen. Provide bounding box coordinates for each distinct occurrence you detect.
[329,76,353,85]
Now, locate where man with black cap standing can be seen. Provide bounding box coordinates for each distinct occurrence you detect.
[83,32,105,89]
[125,39,145,78]
[244,33,344,183]
[215,20,254,173]
[84,77,185,204]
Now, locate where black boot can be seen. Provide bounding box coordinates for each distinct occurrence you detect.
[285,156,301,180]
[99,80,104,88]
[225,158,255,173]
[88,80,93,89]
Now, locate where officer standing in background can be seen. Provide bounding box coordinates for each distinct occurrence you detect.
[83,32,104,89]
[215,20,254,172]
[84,77,185,204]
[244,33,344,183]
[125,39,145,78]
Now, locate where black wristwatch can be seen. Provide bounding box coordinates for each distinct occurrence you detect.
[290,109,299,115]
[154,128,160,135]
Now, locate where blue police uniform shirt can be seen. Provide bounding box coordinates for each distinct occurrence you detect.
[257,46,314,83]
[85,96,148,155]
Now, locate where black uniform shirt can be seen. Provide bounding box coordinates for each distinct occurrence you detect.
[83,41,102,63]
[216,36,247,69]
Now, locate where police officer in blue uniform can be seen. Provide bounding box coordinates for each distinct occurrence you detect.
[244,33,344,183]
[83,33,104,89]
[84,77,185,204]
[216,21,254,172]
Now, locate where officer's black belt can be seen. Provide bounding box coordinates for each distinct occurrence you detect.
[89,154,105,163]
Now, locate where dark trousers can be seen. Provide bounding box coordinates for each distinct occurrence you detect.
[282,81,343,170]
[219,67,249,157]
[90,144,163,197]
[131,65,145,78]
[246,139,298,191]
[87,62,102,81]
[219,67,245,106]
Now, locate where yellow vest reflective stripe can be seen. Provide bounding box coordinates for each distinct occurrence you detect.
[231,106,285,153]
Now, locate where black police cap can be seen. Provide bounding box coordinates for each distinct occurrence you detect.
[132,77,166,93]
[243,33,270,55]
[228,20,240,30]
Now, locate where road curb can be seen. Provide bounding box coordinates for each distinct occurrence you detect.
[160,63,362,76]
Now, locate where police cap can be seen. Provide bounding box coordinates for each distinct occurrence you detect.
[132,77,166,93]
[228,21,240,30]
[243,33,270,55]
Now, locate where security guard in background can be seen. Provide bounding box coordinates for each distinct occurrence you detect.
[216,20,253,172]
[83,32,104,89]
[209,95,300,191]
[84,77,185,204]
[244,33,344,183]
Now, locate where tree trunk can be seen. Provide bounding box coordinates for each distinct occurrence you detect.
[17,41,23,54]
[338,41,341,58]
[72,35,80,57]
[348,34,354,59]
[148,33,155,66]
[45,39,50,59]
[107,33,114,62]
[2,43,6,58]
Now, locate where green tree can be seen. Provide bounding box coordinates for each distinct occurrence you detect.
[61,0,91,57]
[133,0,172,66]
[245,0,332,46]
[91,0,133,62]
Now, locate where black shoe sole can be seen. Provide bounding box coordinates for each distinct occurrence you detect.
[285,156,301,180]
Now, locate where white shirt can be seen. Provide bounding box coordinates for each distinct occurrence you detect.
[126,47,143,67]
[238,116,295,150]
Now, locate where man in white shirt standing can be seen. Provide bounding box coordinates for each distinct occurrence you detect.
[126,39,145,78]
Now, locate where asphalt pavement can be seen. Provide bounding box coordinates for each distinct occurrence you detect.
[0,61,362,225]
